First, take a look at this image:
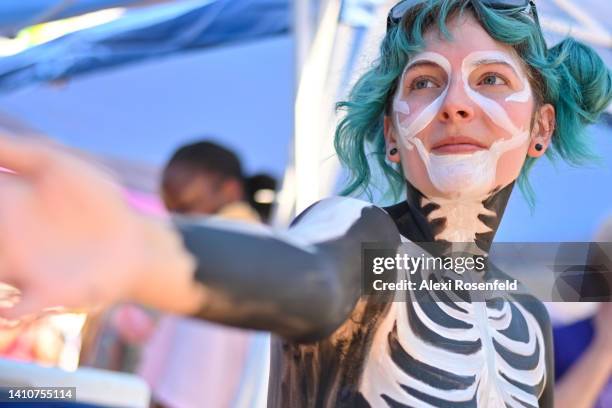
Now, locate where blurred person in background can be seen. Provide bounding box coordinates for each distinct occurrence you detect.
[244,174,277,223]
[160,140,272,222]
[139,140,274,408]
[80,140,275,407]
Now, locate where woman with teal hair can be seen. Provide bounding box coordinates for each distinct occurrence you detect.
[0,1,610,407]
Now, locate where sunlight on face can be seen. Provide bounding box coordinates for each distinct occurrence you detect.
[389,12,535,200]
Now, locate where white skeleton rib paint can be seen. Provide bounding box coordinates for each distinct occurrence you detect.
[360,241,547,407]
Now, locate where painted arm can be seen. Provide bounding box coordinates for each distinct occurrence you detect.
[0,137,398,344]
[175,197,401,342]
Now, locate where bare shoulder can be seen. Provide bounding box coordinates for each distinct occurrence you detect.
[289,196,399,244]
[290,196,386,226]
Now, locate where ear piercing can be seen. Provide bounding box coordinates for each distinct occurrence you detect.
[390,148,398,155]
[535,143,543,152]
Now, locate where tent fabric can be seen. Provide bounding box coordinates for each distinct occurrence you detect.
[0,0,168,37]
[5,0,607,96]
[0,0,290,92]
[340,0,386,27]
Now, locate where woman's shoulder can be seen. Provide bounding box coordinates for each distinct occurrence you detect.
[291,196,388,226]
[289,196,400,244]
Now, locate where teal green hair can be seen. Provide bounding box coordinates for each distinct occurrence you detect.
[334,0,612,205]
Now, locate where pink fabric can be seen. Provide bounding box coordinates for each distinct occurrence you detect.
[0,333,36,362]
[137,317,177,388]
[122,189,166,216]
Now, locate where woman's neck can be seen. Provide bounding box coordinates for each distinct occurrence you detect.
[404,182,514,253]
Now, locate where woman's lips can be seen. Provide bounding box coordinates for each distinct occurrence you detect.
[432,143,486,154]
[430,136,488,155]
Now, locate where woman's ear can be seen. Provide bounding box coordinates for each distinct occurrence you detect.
[384,116,401,163]
[527,104,555,158]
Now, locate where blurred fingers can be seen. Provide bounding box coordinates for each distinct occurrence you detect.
[0,135,52,176]
[0,292,44,321]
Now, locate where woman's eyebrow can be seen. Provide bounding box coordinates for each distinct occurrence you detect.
[471,58,518,76]
[405,60,442,72]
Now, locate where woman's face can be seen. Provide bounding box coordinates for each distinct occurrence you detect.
[385,12,550,200]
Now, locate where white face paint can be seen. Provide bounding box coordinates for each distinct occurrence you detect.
[392,50,532,199]
[393,52,451,149]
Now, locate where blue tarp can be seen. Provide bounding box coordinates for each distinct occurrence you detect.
[2,0,608,95]
[0,0,290,92]
[0,0,177,37]
[340,0,386,27]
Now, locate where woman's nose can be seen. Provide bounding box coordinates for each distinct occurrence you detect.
[437,79,475,123]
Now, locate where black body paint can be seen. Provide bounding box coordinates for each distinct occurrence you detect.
[174,183,553,407]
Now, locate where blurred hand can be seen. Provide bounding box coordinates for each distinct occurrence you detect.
[0,136,151,320]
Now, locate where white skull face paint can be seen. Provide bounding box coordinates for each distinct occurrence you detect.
[393,52,452,149]
[392,50,532,199]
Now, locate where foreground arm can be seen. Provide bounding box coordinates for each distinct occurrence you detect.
[174,197,400,341]
[0,137,203,319]
[0,137,399,342]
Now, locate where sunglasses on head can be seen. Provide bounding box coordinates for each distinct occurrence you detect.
[387,0,539,31]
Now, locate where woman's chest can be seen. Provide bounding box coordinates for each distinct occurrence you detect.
[359,299,547,407]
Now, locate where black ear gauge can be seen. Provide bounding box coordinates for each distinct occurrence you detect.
[390,148,398,155]
[535,143,543,152]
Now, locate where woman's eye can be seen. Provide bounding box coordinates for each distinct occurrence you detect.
[410,78,437,90]
[479,74,507,86]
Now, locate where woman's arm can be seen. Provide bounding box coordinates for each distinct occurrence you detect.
[0,137,205,319]
[0,136,400,342]
[174,197,400,341]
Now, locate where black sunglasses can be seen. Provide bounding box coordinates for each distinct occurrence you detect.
[387,0,539,30]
